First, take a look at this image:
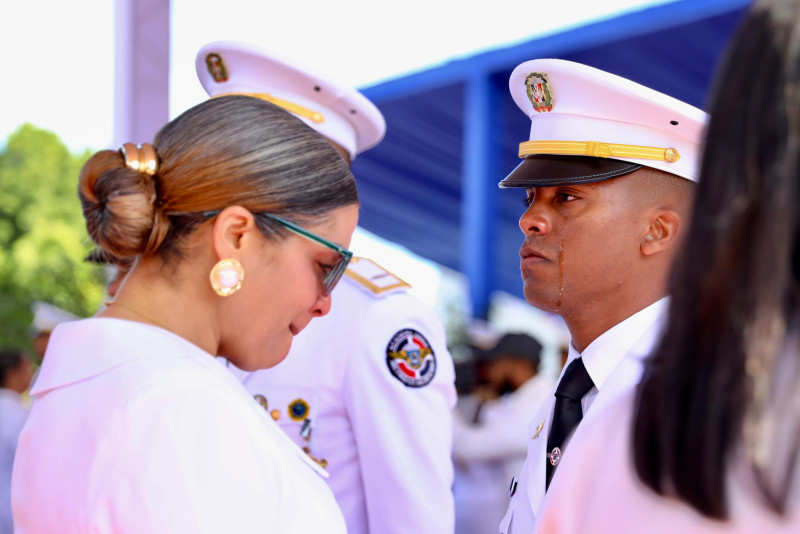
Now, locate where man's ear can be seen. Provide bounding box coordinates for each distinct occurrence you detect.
[211,206,258,260]
[640,209,682,256]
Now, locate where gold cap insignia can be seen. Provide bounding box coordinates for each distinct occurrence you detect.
[525,72,554,113]
[205,53,228,83]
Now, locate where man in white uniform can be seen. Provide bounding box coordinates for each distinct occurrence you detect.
[196,41,457,534]
[496,60,707,533]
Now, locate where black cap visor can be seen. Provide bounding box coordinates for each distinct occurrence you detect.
[498,155,642,188]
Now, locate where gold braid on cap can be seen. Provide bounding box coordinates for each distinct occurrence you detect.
[519,140,681,163]
[212,92,325,123]
[119,143,159,176]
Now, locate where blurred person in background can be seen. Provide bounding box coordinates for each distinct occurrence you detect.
[196,41,456,534]
[12,95,358,533]
[0,348,33,534]
[452,333,553,534]
[29,301,79,361]
[535,0,800,531]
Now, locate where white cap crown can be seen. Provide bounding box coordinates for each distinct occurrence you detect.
[196,41,386,160]
[504,59,708,185]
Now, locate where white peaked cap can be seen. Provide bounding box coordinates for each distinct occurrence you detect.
[31,301,79,334]
[196,40,386,160]
[500,59,708,187]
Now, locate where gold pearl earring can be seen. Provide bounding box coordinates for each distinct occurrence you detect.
[210,259,245,297]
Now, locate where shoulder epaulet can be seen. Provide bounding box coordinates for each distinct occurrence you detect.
[344,257,411,298]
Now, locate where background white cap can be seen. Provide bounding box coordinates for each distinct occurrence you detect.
[196,40,386,160]
[500,59,708,187]
[31,301,79,334]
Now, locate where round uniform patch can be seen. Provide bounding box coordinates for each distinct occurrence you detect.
[386,328,437,387]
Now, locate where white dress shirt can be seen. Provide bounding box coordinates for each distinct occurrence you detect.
[535,388,800,533]
[499,297,669,533]
[12,318,345,534]
[233,258,457,534]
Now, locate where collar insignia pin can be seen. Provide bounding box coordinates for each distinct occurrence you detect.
[549,446,562,466]
[532,419,545,439]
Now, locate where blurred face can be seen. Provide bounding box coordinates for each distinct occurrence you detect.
[518,176,647,316]
[4,357,34,394]
[225,204,359,370]
[32,333,50,360]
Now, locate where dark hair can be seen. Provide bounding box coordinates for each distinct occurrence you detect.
[633,0,800,519]
[0,348,27,387]
[78,95,357,261]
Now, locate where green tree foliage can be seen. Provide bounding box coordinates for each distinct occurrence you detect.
[0,124,106,350]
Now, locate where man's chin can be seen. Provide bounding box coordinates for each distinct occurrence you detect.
[522,283,561,314]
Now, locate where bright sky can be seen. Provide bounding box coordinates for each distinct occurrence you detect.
[0,0,673,320]
[1,0,674,153]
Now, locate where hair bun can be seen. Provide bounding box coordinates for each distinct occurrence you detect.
[78,150,166,259]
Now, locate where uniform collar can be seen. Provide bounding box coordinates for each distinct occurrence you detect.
[568,297,669,391]
[30,318,218,397]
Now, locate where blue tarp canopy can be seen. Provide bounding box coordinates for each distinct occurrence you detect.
[351,0,752,317]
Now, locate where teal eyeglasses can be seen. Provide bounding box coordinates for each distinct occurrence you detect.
[204,211,353,296]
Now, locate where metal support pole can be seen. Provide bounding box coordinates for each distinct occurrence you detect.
[114,0,170,146]
[461,72,498,319]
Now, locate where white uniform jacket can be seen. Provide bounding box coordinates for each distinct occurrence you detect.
[12,318,346,534]
[234,258,457,534]
[499,298,669,533]
[535,388,800,533]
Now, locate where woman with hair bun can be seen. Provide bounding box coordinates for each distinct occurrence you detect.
[11,95,359,533]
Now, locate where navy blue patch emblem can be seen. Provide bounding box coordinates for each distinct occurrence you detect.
[386,328,436,387]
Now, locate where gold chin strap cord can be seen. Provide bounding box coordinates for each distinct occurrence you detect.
[214,92,325,123]
[519,140,681,163]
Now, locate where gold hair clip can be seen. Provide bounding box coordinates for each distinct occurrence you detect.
[119,142,159,176]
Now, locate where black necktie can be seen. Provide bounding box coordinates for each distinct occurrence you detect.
[545,357,595,489]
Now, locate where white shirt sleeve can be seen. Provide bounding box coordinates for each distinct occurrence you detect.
[343,296,457,534]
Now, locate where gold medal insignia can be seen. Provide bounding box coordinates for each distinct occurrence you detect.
[288,398,310,422]
[253,394,268,411]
